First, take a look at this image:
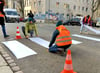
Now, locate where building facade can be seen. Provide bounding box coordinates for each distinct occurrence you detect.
[5,0,16,9]
[24,0,92,19]
[24,0,32,16]
[94,6,100,19]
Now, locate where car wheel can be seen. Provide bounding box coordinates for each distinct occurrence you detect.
[67,23,70,25]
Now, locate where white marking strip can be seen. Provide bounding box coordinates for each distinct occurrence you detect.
[29,37,82,48]
[72,34,100,42]
[84,25,100,34]
[2,40,37,59]
[29,37,49,48]
[72,40,82,44]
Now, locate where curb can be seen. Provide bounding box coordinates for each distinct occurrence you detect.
[0,45,24,73]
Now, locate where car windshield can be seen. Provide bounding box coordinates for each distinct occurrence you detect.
[5,11,18,15]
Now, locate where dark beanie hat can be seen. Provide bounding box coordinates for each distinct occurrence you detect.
[56,20,63,27]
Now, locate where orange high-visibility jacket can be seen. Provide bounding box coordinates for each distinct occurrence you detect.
[0,12,4,17]
[84,16,91,24]
[56,25,72,46]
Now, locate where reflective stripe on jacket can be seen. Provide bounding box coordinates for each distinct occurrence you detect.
[55,25,72,46]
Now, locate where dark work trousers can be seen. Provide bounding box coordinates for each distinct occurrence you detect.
[0,17,7,37]
[22,26,34,37]
[49,44,71,53]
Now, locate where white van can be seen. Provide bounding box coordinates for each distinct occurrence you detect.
[96,18,100,27]
[4,8,20,23]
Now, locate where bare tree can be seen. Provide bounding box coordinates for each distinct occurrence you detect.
[91,0,100,19]
[16,0,24,17]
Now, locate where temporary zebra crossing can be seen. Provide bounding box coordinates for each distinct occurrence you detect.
[29,37,82,48]
[2,37,82,59]
[72,34,100,42]
[2,40,37,59]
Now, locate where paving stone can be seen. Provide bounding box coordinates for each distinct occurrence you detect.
[1,51,7,54]
[7,59,14,64]
[5,57,12,60]
[0,66,13,73]
[3,54,9,57]
[11,66,20,72]
[9,63,17,67]
[0,46,3,49]
[0,46,5,52]
[0,55,7,66]
[15,71,23,73]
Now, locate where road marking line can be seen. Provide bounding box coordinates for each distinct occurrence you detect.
[29,37,82,48]
[2,40,37,59]
[72,34,100,42]
[72,40,82,44]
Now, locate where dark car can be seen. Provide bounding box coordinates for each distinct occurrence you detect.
[63,18,81,26]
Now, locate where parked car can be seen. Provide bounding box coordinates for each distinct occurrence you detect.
[95,18,100,27]
[19,17,24,22]
[23,14,46,23]
[63,18,81,26]
[91,20,97,27]
[4,8,20,23]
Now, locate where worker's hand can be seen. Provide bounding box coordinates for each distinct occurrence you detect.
[25,36,29,39]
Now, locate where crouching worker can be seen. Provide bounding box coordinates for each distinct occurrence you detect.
[48,21,72,55]
[22,18,38,39]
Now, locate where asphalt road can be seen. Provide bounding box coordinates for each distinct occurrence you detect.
[0,22,100,73]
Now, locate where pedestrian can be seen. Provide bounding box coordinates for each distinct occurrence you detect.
[80,15,91,34]
[22,17,38,39]
[48,20,72,55]
[27,10,36,23]
[0,0,9,38]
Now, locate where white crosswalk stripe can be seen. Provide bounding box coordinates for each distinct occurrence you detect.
[2,40,37,59]
[29,37,82,48]
[72,34,100,42]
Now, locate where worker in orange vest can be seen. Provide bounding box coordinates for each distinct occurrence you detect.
[80,15,91,34]
[48,20,72,55]
[0,0,9,38]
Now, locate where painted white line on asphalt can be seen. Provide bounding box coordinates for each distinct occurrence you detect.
[72,40,82,44]
[29,37,82,48]
[2,40,37,59]
[72,34,100,42]
[29,37,49,48]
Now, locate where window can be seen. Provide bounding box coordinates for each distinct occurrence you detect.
[82,7,84,11]
[34,2,36,7]
[38,1,41,6]
[86,7,88,12]
[73,5,76,10]
[56,2,59,7]
[86,0,88,3]
[5,11,18,15]
[64,4,67,8]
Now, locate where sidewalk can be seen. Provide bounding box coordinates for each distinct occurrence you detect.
[0,45,23,73]
[0,54,13,73]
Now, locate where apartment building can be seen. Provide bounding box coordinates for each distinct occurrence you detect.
[27,0,92,18]
[24,0,32,16]
[5,0,16,9]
